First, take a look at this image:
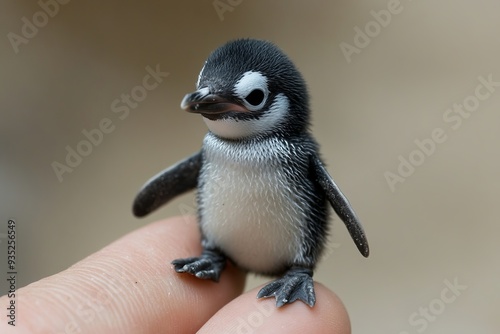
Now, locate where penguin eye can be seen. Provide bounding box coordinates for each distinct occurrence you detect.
[234,71,269,112]
[244,89,265,106]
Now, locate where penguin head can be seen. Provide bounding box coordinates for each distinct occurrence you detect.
[181,39,310,140]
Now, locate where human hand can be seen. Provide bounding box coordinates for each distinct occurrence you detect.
[0,216,350,333]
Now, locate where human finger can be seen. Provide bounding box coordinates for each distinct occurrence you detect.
[0,216,246,334]
[198,282,351,334]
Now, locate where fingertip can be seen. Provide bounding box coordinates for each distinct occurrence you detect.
[199,282,351,334]
[0,216,246,334]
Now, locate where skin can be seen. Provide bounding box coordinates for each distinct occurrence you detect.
[0,216,350,334]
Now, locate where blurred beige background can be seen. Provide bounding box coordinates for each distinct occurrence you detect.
[1,0,499,332]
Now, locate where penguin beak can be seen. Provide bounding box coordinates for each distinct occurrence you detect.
[180,89,248,116]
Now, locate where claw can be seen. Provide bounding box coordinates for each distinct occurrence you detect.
[172,250,226,282]
[257,267,315,307]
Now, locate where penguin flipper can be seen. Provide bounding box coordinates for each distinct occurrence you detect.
[132,151,202,217]
[310,154,369,257]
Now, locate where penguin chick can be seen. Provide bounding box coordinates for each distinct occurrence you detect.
[132,39,369,308]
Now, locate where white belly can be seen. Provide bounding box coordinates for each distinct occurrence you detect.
[199,135,307,273]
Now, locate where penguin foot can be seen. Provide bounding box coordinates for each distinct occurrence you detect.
[257,267,315,307]
[171,249,226,282]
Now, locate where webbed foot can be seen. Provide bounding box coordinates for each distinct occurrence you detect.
[172,249,226,282]
[257,267,315,307]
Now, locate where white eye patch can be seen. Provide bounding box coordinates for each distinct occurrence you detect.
[233,71,269,111]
